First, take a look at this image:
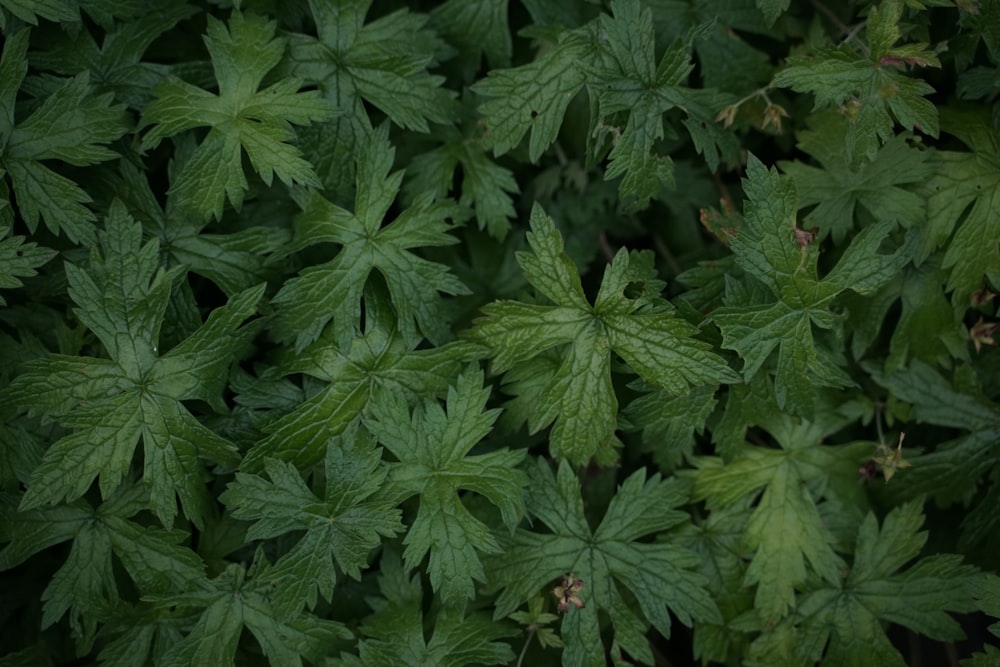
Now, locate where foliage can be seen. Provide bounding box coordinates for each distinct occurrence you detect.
[0,1,998,665]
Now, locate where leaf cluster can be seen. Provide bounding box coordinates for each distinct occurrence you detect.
[0,1,998,666]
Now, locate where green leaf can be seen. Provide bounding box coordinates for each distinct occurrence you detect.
[780,112,933,244]
[694,411,862,622]
[221,424,404,619]
[27,4,196,109]
[472,29,588,161]
[243,296,479,472]
[363,366,526,607]
[5,202,261,527]
[921,108,1000,308]
[711,156,906,415]
[756,0,789,26]
[471,203,737,465]
[0,231,57,306]
[748,501,983,665]
[582,0,738,209]
[149,553,351,667]
[488,459,720,667]
[622,383,718,472]
[333,550,517,667]
[0,0,77,26]
[402,117,519,239]
[0,483,203,649]
[271,124,470,351]
[0,30,128,244]
[867,360,1000,509]
[431,0,512,78]
[141,11,333,220]
[773,0,941,163]
[102,161,290,296]
[284,0,457,197]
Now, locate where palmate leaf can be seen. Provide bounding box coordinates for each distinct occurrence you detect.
[271,124,469,351]
[140,11,333,220]
[221,425,404,620]
[26,4,196,109]
[487,459,720,667]
[283,0,458,197]
[4,202,262,528]
[582,0,738,209]
[780,112,933,244]
[471,27,589,161]
[402,112,520,239]
[243,288,479,473]
[104,160,290,297]
[0,230,57,306]
[333,550,516,667]
[473,0,738,210]
[747,502,984,666]
[363,366,526,607]
[146,552,352,667]
[773,0,940,164]
[694,409,871,623]
[0,483,203,650]
[866,360,1000,547]
[472,203,737,465]
[0,29,128,244]
[919,108,1000,308]
[648,0,774,94]
[711,156,906,415]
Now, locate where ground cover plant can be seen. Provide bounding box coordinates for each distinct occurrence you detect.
[0,0,999,665]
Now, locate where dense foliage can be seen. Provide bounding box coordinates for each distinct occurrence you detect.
[0,0,998,665]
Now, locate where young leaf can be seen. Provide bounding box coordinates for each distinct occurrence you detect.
[0,30,128,244]
[221,425,404,620]
[271,124,469,351]
[471,203,738,465]
[140,11,333,220]
[4,202,262,528]
[748,501,983,665]
[363,366,527,607]
[711,156,906,415]
[488,459,721,667]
